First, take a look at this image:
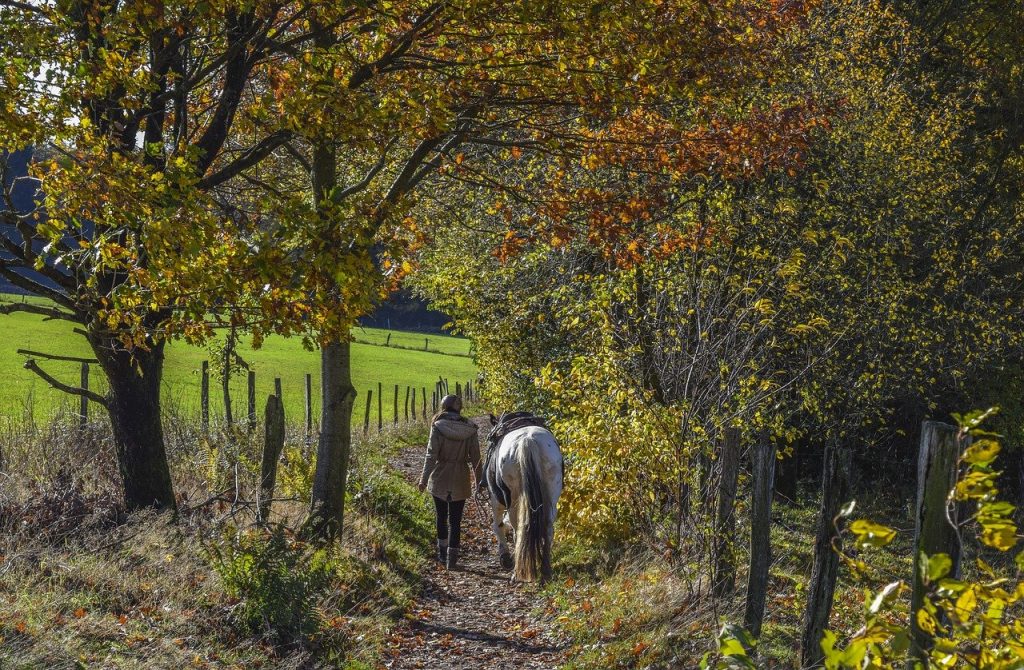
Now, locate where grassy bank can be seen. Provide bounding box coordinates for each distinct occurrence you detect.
[0,413,437,669]
[0,294,477,425]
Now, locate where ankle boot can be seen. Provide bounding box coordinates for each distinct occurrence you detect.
[446,546,459,570]
[436,540,448,564]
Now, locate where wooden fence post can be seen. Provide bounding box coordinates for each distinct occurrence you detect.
[456,381,462,398]
[305,373,313,437]
[377,381,383,433]
[424,337,429,351]
[386,332,391,346]
[247,371,256,431]
[274,377,282,402]
[421,388,427,420]
[363,389,372,435]
[79,362,89,430]
[910,421,966,663]
[393,384,399,425]
[411,386,416,420]
[801,443,853,668]
[713,427,741,598]
[201,360,210,432]
[404,386,410,422]
[744,437,777,639]
[259,394,286,522]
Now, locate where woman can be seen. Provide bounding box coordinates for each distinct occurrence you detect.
[418,394,481,570]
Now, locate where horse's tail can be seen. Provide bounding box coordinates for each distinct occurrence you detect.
[514,435,552,583]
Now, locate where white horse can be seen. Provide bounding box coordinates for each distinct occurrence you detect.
[483,420,563,583]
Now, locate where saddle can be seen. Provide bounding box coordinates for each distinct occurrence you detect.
[483,412,548,509]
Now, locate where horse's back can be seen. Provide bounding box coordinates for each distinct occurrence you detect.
[498,425,563,491]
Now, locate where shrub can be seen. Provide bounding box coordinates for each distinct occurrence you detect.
[205,525,335,646]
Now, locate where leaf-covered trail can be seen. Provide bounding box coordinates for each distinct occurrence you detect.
[384,418,567,669]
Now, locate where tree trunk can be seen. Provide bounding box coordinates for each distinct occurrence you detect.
[800,443,852,669]
[744,438,777,638]
[307,338,357,540]
[92,335,175,511]
[713,427,741,598]
[304,119,357,541]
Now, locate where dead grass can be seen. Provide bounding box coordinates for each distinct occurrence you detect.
[0,400,436,669]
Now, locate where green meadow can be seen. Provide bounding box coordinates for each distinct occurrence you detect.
[0,294,477,426]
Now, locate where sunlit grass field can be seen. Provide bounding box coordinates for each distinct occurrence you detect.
[0,293,477,426]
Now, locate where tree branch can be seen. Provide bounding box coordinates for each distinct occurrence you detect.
[0,0,46,15]
[0,301,83,323]
[0,262,79,311]
[334,138,397,202]
[17,348,98,363]
[22,359,108,408]
[197,129,293,190]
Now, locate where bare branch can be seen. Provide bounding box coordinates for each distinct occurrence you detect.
[0,263,78,311]
[0,301,82,323]
[22,359,107,407]
[335,138,397,202]
[17,348,98,363]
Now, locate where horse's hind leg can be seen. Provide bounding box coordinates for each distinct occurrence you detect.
[491,494,513,570]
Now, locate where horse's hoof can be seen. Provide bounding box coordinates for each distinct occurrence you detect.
[499,553,514,570]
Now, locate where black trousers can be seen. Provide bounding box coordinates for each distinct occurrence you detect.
[432,496,466,548]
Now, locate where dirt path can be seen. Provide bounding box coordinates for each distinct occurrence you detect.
[383,418,567,670]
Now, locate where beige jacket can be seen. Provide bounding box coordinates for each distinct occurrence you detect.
[419,413,481,501]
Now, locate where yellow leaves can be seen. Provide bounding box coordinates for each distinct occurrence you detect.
[961,438,999,466]
[848,519,897,549]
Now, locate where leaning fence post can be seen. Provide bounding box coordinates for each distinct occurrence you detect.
[411,386,416,421]
[377,381,383,433]
[744,436,777,638]
[393,384,399,426]
[201,360,210,432]
[258,394,286,523]
[363,389,372,435]
[910,421,966,663]
[455,381,462,398]
[247,371,257,431]
[305,373,313,437]
[421,387,427,420]
[404,386,410,422]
